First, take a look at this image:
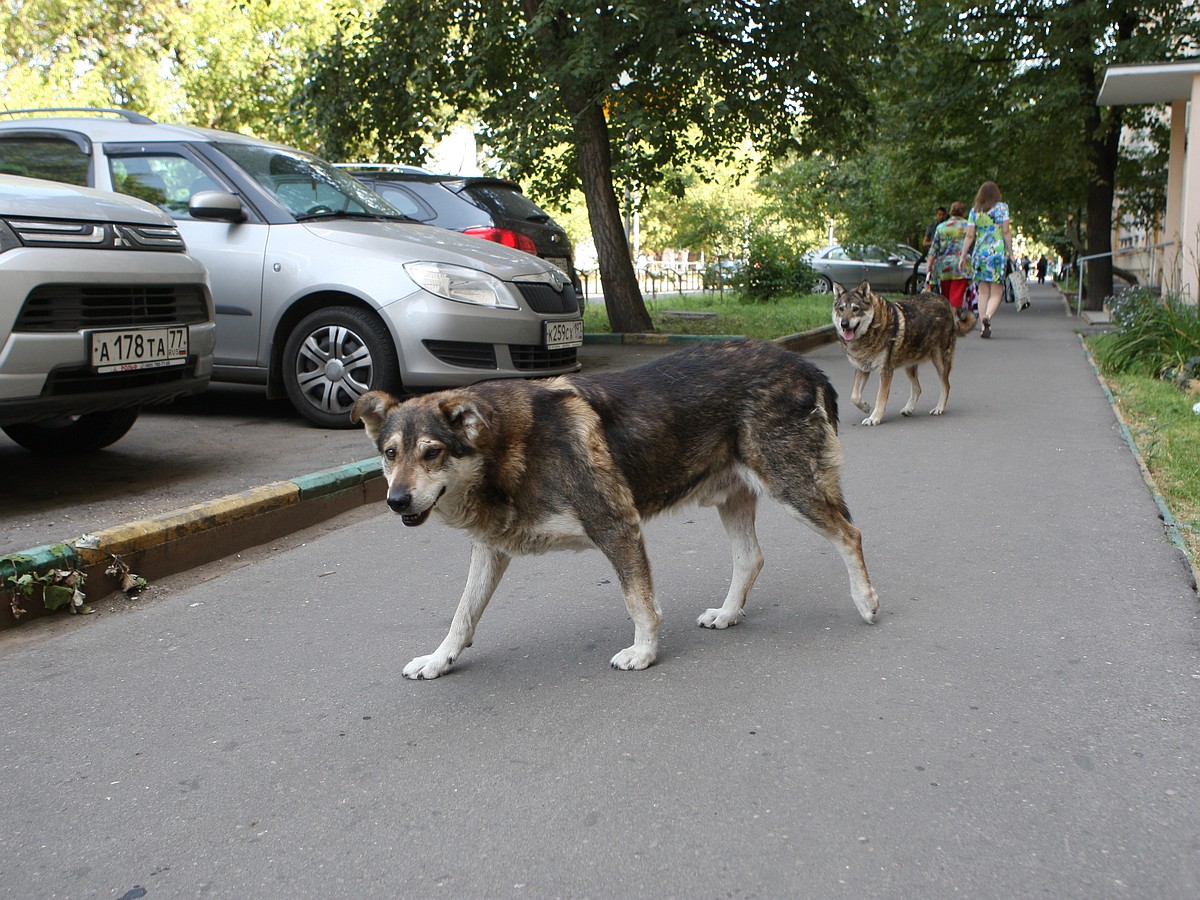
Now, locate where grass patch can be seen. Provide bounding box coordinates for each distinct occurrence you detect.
[583,291,835,340]
[1089,333,1200,566]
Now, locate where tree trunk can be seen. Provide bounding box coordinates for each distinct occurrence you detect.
[569,102,653,333]
[1083,101,1120,312]
[521,0,652,333]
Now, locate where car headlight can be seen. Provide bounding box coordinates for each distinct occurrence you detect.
[404,261,518,309]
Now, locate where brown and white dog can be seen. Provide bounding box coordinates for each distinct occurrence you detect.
[833,281,975,425]
[352,339,880,679]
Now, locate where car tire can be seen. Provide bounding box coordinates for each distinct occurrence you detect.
[813,275,834,294]
[905,274,921,294]
[2,408,140,453]
[282,307,401,429]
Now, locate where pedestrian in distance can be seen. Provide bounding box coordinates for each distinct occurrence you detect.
[1036,255,1049,284]
[926,200,972,313]
[959,181,1013,339]
[923,206,948,251]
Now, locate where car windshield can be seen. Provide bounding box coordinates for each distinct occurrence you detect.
[215,142,401,220]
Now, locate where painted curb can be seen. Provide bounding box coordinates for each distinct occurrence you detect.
[1,458,383,631]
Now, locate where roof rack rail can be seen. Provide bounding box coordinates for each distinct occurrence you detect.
[0,107,156,124]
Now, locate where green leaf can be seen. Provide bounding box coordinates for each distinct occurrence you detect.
[43,584,75,611]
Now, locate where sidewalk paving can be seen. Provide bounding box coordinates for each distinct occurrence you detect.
[1,281,1198,897]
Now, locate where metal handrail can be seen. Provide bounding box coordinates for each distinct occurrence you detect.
[1075,240,1176,316]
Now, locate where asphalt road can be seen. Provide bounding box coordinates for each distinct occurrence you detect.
[1,285,1198,897]
[0,342,676,555]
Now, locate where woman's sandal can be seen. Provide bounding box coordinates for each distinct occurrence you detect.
[981,317,992,339]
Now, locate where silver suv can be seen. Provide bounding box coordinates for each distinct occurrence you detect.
[0,109,584,427]
[0,174,216,452]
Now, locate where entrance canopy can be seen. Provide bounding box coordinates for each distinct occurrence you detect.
[1098,58,1200,302]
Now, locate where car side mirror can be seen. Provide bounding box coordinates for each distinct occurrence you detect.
[189,190,246,223]
[886,256,902,265]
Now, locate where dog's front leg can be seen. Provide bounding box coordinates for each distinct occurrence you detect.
[599,526,661,671]
[403,543,510,680]
[863,367,894,425]
[849,368,872,415]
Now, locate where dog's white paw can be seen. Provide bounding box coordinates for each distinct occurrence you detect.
[861,415,882,426]
[854,588,881,624]
[697,607,744,629]
[900,407,915,417]
[854,400,872,414]
[610,645,656,671]
[930,407,946,416]
[403,653,454,680]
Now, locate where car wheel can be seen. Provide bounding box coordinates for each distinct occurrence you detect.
[812,275,834,294]
[282,307,401,429]
[905,274,921,294]
[2,408,140,453]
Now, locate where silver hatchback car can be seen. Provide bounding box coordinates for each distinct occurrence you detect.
[0,110,584,427]
[0,174,216,452]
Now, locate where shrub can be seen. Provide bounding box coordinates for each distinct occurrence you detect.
[744,234,815,302]
[1092,287,1200,377]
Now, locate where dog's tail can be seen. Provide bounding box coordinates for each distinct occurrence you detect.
[955,307,977,336]
[816,381,840,435]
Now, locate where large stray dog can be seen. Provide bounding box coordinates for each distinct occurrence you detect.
[352,340,880,679]
[832,281,975,425]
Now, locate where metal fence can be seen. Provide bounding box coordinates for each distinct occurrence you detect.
[578,264,740,302]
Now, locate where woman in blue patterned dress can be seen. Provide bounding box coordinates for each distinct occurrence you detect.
[958,181,1012,339]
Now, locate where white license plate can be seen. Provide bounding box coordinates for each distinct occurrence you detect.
[546,257,572,276]
[544,318,584,350]
[91,326,189,373]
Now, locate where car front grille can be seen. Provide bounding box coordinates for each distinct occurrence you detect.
[14,284,210,332]
[424,341,498,369]
[510,345,577,371]
[423,340,577,372]
[514,282,579,315]
[41,360,199,396]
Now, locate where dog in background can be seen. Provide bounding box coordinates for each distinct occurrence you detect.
[832,281,975,426]
[352,340,880,679]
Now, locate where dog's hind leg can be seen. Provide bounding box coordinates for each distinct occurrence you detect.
[755,421,880,624]
[930,347,951,416]
[899,365,921,417]
[403,543,510,680]
[698,483,763,629]
[796,503,880,625]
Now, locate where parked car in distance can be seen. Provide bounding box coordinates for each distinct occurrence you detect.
[0,110,584,428]
[0,174,216,452]
[807,244,927,294]
[339,165,581,292]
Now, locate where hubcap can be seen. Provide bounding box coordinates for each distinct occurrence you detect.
[293,324,373,416]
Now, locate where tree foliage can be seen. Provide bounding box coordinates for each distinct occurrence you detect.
[789,0,1200,308]
[302,0,876,331]
[1,0,348,148]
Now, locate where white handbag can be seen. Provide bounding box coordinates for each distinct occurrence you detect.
[1007,268,1030,310]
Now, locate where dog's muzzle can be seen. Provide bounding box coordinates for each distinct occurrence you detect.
[387,488,443,527]
[839,319,859,341]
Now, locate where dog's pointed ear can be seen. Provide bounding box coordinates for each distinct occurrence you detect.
[351,391,399,443]
[833,282,846,299]
[857,280,873,295]
[439,394,493,442]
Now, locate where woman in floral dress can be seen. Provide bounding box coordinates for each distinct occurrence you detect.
[926,200,971,311]
[958,180,1012,339]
